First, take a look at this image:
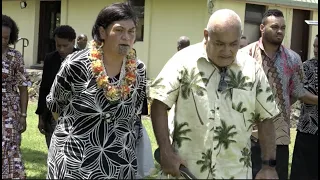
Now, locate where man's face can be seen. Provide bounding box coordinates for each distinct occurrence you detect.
[100,20,136,56]
[2,26,11,49]
[204,27,240,67]
[239,38,248,48]
[55,36,75,58]
[77,36,88,49]
[260,16,286,45]
[314,37,318,59]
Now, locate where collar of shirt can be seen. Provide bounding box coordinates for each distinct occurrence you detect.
[257,37,287,61]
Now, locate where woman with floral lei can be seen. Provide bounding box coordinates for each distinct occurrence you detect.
[46,2,151,179]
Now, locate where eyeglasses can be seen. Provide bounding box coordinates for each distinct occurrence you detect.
[218,67,228,92]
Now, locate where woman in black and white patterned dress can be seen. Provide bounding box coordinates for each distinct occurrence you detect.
[46,3,150,179]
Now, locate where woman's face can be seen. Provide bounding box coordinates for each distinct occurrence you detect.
[99,19,136,56]
[2,26,11,49]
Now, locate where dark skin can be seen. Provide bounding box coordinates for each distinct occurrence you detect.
[260,15,318,105]
[77,34,88,50]
[151,100,187,177]
[51,19,137,120]
[177,36,190,51]
[2,26,28,133]
[19,86,28,133]
[153,13,277,178]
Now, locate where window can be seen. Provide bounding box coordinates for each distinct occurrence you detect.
[128,0,145,41]
[244,4,266,43]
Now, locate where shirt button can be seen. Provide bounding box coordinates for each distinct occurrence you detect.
[217,107,219,110]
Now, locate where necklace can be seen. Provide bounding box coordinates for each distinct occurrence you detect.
[88,40,137,103]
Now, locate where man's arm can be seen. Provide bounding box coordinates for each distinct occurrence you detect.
[36,54,51,115]
[149,53,184,177]
[299,92,318,105]
[254,63,280,178]
[298,61,318,105]
[151,100,172,152]
[255,64,278,160]
[291,55,318,105]
[257,117,276,161]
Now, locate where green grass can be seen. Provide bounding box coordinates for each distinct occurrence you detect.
[21,101,48,179]
[21,101,296,179]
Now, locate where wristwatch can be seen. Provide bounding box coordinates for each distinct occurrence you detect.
[262,159,277,167]
[20,113,27,117]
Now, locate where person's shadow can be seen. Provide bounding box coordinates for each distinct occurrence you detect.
[21,148,47,179]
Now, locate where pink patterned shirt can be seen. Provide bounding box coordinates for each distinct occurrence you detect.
[241,38,306,145]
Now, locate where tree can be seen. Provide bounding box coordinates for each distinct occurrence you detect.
[239,147,251,179]
[196,149,216,179]
[212,120,237,156]
[247,112,262,131]
[179,67,208,125]
[222,69,251,100]
[150,77,165,89]
[232,102,248,126]
[172,121,191,148]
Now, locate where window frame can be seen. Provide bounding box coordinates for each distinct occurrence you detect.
[128,0,145,42]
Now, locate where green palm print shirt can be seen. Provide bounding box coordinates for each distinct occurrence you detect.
[150,42,280,179]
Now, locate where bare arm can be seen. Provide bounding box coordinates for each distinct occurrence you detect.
[257,118,276,161]
[18,86,28,114]
[299,91,318,105]
[151,99,184,177]
[151,99,172,152]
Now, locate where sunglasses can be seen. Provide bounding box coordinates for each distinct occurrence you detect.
[218,67,228,92]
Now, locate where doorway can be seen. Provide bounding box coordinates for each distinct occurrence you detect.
[37,1,61,64]
[290,9,310,62]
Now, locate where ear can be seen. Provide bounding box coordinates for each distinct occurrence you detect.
[259,24,265,33]
[98,26,106,40]
[204,28,209,42]
[71,39,75,45]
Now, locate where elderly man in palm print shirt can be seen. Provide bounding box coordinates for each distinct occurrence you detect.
[150,9,280,179]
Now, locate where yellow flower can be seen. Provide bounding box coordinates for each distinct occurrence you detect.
[127,49,136,59]
[96,75,108,88]
[92,60,104,75]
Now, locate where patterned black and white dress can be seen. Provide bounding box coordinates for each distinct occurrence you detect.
[46,49,147,179]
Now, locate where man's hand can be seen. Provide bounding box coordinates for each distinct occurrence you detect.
[38,115,46,135]
[255,166,278,179]
[19,116,27,133]
[160,147,187,178]
[299,92,318,105]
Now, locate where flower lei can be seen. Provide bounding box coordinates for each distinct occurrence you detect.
[89,40,137,103]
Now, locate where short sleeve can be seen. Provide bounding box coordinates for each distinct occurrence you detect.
[149,55,182,108]
[290,56,306,99]
[13,50,31,87]
[46,56,73,115]
[255,64,280,121]
[302,61,316,95]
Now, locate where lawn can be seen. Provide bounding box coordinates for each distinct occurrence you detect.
[22,101,297,179]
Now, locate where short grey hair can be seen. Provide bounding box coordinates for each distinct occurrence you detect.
[206,9,242,35]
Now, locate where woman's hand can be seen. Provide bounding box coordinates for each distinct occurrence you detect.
[19,116,27,133]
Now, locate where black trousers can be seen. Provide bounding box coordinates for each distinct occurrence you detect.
[43,113,57,149]
[251,140,289,180]
[290,131,318,180]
